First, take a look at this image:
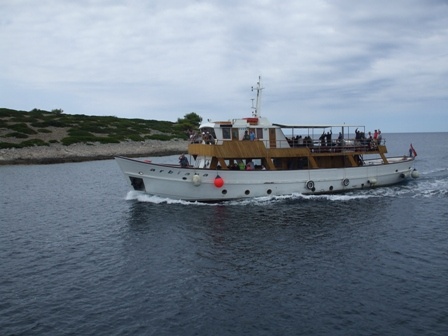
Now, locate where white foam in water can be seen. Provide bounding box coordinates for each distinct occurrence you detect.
[410,177,448,198]
[125,190,379,206]
[125,190,210,205]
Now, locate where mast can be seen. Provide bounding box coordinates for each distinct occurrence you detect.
[251,76,263,117]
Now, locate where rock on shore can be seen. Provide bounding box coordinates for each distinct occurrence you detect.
[0,139,189,165]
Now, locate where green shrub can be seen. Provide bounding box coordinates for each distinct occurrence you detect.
[19,139,49,147]
[3,132,29,138]
[11,115,30,122]
[8,123,37,135]
[0,108,18,118]
[0,142,20,149]
[31,119,67,128]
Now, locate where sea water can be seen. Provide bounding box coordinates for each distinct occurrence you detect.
[1,133,447,335]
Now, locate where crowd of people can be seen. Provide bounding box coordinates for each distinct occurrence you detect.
[355,128,383,149]
[226,159,265,170]
[187,127,384,153]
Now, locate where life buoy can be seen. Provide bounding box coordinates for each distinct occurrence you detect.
[306,180,315,190]
[342,178,349,186]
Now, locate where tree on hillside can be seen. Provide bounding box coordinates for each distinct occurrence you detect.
[51,109,64,115]
[176,112,202,133]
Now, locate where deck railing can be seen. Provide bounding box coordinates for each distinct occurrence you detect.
[193,138,384,154]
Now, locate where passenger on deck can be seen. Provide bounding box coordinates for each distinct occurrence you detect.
[304,136,313,147]
[208,133,215,145]
[242,130,250,140]
[179,154,189,168]
[319,131,326,146]
[326,131,332,146]
[367,132,373,147]
[246,160,255,170]
[249,130,255,141]
[377,130,382,145]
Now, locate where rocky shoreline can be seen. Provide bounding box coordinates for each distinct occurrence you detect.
[0,139,189,165]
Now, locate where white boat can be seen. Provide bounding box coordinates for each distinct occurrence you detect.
[116,77,419,201]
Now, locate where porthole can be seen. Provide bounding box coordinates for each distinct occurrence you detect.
[329,186,333,191]
[222,190,227,195]
[168,170,173,174]
[182,177,187,180]
[245,190,250,195]
[150,169,155,172]
[267,189,272,195]
[203,174,209,177]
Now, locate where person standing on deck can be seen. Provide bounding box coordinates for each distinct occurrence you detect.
[249,130,255,141]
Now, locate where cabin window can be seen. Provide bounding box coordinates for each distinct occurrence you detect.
[232,128,239,140]
[256,128,263,139]
[222,127,231,139]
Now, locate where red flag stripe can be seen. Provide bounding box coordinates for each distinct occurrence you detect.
[410,144,417,157]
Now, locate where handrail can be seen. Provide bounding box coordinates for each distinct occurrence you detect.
[194,137,384,152]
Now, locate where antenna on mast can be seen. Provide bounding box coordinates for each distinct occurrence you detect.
[251,75,263,117]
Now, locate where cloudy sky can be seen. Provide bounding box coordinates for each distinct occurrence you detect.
[1,0,447,132]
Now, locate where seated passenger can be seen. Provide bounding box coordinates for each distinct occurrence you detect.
[179,154,189,168]
[246,160,255,170]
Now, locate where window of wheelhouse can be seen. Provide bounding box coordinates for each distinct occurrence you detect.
[255,128,263,139]
[222,127,231,140]
[232,128,239,140]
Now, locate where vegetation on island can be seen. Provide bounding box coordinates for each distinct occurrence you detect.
[0,108,202,149]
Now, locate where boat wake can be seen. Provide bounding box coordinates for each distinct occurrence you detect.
[125,191,205,205]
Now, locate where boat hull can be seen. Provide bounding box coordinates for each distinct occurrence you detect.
[115,156,417,202]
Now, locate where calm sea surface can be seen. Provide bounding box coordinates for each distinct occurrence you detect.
[1,132,447,336]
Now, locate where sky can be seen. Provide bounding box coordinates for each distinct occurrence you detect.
[1,0,447,133]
